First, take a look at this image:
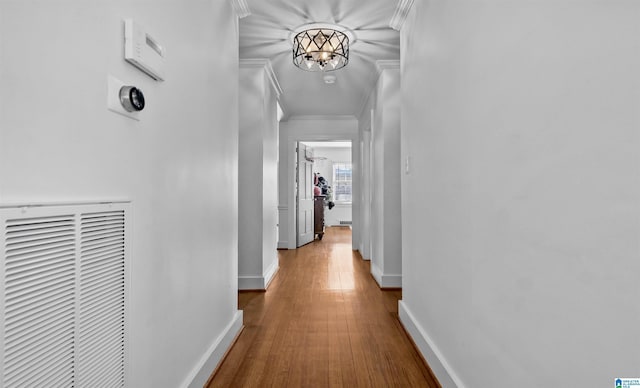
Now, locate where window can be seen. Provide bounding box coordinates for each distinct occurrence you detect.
[332,162,352,202]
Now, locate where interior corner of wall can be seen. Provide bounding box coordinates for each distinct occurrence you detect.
[370,262,383,287]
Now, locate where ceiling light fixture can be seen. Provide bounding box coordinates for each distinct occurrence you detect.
[292,23,352,72]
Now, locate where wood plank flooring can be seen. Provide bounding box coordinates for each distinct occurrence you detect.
[207,226,440,388]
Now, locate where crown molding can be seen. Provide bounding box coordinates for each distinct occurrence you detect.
[356,60,401,121]
[286,115,358,122]
[389,0,415,31]
[375,59,400,77]
[239,58,283,99]
[230,0,251,19]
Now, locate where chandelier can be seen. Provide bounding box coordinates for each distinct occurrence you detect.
[292,26,350,72]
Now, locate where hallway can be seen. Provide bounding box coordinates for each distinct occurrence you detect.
[208,227,439,387]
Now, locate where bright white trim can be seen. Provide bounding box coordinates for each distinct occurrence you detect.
[183,310,244,388]
[286,115,358,122]
[358,247,370,261]
[389,0,415,31]
[376,59,401,77]
[238,261,279,290]
[371,263,383,285]
[239,59,283,98]
[277,101,284,122]
[230,0,251,19]
[263,260,279,289]
[356,60,400,121]
[381,274,402,288]
[398,301,466,388]
[238,275,265,290]
[277,241,289,249]
[370,262,402,288]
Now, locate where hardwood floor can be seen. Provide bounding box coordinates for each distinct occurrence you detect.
[207,226,440,388]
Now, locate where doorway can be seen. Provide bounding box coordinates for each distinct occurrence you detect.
[296,141,353,247]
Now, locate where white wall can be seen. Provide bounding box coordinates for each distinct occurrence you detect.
[358,125,372,260]
[238,60,279,290]
[379,68,402,286]
[261,78,279,288]
[400,1,640,387]
[323,203,351,227]
[0,2,242,387]
[359,65,402,287]
[308,146,352,226]
[278,117,359,249]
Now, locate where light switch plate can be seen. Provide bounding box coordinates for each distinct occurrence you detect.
[107,75,140,121]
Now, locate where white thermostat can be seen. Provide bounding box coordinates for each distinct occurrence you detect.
[124,19,165,81]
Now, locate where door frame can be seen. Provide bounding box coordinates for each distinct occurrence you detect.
[280,133,361,250]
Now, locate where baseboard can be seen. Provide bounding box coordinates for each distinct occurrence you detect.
[182,310,244,388]
[263,259,279,289]
[398,301,466,388]
[370,263,402,288]
[238,275,265,290]
[358,248,370,261]
[238,260,279,291]
[277,240,288,249]
[371,263,383,286]
[380,274,402,288]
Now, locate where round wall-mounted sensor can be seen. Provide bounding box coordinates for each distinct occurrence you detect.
[119,86,145,112]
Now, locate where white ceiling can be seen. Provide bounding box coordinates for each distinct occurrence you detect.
[239,0,400,119]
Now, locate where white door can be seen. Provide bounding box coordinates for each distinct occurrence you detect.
[297,143,315,247]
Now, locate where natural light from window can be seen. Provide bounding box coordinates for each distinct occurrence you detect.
[332,162,352,203]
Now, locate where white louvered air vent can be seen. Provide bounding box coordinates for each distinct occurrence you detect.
[1,202,129,388]
[77,210,126,387]
[3,214,76,387]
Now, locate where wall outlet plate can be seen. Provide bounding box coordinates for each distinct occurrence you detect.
[107,75,140,121]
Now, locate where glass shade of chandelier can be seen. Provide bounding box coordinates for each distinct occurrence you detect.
[292,28,349,72]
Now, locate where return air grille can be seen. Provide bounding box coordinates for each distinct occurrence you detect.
[77,210,126,387]
[3,215,76,387]
[1,203,129,388]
